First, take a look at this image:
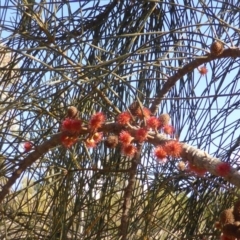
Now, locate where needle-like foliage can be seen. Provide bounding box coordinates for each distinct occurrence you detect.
[0,0,240,239]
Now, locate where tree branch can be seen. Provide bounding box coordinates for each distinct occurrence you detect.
[119,144,142,240]
[150,47,240,114]
[0,122,240,204]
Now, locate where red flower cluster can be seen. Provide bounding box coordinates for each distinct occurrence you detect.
[135,128,148,142]
[61,134,78,148]
[85,138,96,148]
[121,144,137,157]
[154,146,167,162]
[58,106,181,161]
[187,162,207,176]
[117,111,132,125]
[89,112,106,131]
[198,66,208,76]
[85,132,103,148]
[216,162,231,177]
[154,140,182,162]
[61,118,82,134]
[164,140,182,157]
[119,131,134,146]
[23,142,33,152]
[147,116,160,129]
[163,125,175,135]
[118,130,136,157]
[136,107,151,119]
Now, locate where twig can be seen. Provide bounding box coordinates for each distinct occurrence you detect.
[150,47,240,114]
[1,122,240,204]
[119,144,142,240]
[0,133,61,203]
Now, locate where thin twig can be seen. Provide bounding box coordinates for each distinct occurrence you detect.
[119,144,142,240]
[1,122,240,204]
[150,47,240,114]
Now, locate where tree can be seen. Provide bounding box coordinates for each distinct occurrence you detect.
[0,0,240,239]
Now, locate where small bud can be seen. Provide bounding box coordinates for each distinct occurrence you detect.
[158,113,170,127]
[210,41,224,56]
[177,161,186,171]
[105,135,119,148]
[67,106,79,119]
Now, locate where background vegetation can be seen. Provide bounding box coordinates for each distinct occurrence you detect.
[0,0,240,239]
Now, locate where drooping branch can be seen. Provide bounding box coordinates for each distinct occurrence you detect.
[150,47,240,114]
[0,122,239,204]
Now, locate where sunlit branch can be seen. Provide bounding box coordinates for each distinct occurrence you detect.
[150,47,240,114]
[0,122,239,203]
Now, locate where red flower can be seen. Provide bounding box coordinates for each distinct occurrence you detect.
[117,112,132,125]
[187,162,207,176]
[61,134,78,148]
[154,145,167,162]
[163,125,175,135]
[85,138,97,148]
[71,119,82,130]
[136,107,151,119]
[135,128,148,142]
[89,112,106,131]
[24,142,33,152]
[147,116,160,129]
[121,144,137,157]
[61,118,82,134]
[119,131,134,145]
[216,162,231,177]
[62,118,72,131]
[92,132,103,143]
[164,140,182,158]
[198,66,208,76]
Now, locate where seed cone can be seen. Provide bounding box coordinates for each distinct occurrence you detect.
[105,135,119,148]
[233,199,240,221]
[177,161,186,171]
[210,41,224,56]
[222,222,240,238]
[159,113,170,126]
[128,101,140,116]
[67,106,79,119]
[220,208,235,226]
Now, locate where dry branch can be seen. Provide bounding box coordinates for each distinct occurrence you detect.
[0,122,239,204]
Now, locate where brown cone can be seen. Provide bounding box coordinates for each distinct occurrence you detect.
[67,106,79,119]
[177,161,186,171]
[220,208,235,227]
[210,41,224,56]
[158,113,170,126]
[233,199,240,221]
[222,222,240,238]
[105,135,119,148]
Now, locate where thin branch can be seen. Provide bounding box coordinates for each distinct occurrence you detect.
[1,122,240,204]
[119,144,142,240]
[150,47,240,114]
[0,133,61,204]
